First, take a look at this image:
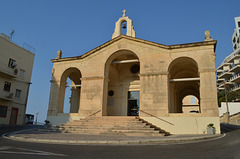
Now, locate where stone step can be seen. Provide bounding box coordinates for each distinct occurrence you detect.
[63,122,145,126]
[60,127,156,132]
[66,131,164,136]
[73,117,137,122]
[64,129,159,134]
[71,119,142,123]
[61,124,151,129]
[57,116,170,137]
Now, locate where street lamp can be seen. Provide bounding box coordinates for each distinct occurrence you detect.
[224,80,230,123]
[35,112,39,125]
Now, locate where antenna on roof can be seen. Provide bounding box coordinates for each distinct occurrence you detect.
[10,29,15,40]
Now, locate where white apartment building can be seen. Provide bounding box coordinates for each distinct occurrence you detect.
[232,17,240,50]
[217,17,240,92]
[0,33,35,125]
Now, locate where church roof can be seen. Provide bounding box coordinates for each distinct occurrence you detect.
[51,35,217,63]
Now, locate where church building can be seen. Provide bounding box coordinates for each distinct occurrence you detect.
[47,10,220,134]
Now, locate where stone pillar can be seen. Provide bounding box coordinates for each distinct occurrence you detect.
[169,82,175,113]
[139,73,168,117]
[199,70,219,116]
[102,78,109,116]
[47,79,60,116]
[70,87,80,113]
[78,76,105,117]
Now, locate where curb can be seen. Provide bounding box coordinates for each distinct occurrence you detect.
[3,130,225,145]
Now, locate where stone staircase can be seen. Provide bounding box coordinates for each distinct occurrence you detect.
[59,116,170,136]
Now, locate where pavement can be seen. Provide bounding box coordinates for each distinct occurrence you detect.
[2,127,224,145]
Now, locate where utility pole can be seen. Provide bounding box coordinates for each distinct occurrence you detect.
[35,112,39,125]
[224,80,230,123]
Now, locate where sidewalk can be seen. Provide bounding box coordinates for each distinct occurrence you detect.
[3,128,224,145]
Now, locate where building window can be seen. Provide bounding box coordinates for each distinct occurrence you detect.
[190,97,196,105]
[15,89,21,98]
[238,22,240,27]
[8,58,17,68]
[0,106,7,118]
[233,38,236,43]
[19,69,25,78]
[4,81,11,92]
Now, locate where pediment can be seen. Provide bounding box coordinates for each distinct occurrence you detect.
[52,35,216,63]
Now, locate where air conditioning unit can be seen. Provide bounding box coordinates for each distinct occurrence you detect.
[7,93,13,99]
[14,69,18,75]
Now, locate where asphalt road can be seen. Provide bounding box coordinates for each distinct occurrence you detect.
[0,125,240,159]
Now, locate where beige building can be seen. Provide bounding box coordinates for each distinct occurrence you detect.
[0,33,35,125]
[47,11,220,134]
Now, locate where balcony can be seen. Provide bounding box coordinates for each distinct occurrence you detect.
[218,87,224,91]
[0,65,18,78]
[230,73,240,83]
[218,70,233,79]
[229,84,240,92]
[217,70,224,76]
[0,92,13,101]
[218,80,234,88]
[217,78,224,83]
[229,63,240,73]
[217,63,232,70]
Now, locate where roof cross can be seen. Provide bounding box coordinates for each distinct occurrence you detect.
[122,9,126,17]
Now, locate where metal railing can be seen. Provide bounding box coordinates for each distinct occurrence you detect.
[85,110,102,119]
[139,110,174,126]
[230,73,240,81]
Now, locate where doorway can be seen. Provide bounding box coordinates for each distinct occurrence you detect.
[9,107,18,125]
[128,91,140,116]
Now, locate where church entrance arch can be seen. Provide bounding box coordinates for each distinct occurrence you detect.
[168,57,200,113]
[57,67,82,114]
[104,50,140,116]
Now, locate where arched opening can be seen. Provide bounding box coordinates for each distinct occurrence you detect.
[58,67,82,114]
[168,57,200,113]
[121,21,127,35]
[182,95,200,113]
[105,50,140,116]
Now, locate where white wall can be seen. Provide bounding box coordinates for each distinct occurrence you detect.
[219,102,240,116]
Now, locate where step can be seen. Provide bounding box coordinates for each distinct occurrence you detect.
[63,130,164,137]
[70,120,143,124]
[57,116,170,137]
[62,122,145,127]
[61,124,151,129]
[59,127,156,132]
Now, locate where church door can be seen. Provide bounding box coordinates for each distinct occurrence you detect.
[128,91,140,116]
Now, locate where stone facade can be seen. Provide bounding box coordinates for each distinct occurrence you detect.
[47,12,220,134]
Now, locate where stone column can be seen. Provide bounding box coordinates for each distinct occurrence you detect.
[139,73,168,117]
[47,79,60,116]
[168,82,174,113]
[78,76,106,117]
[70,87,80,113]
[199,70,219,116]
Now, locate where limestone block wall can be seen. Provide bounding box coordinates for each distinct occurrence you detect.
[47,36,219,134]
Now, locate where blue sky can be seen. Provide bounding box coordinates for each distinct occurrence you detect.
[1,0,239,123]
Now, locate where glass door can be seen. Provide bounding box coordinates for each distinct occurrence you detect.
[128,91,140,116]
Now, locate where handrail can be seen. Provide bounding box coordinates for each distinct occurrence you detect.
[139,110,174,126]
[85,110,101,119]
